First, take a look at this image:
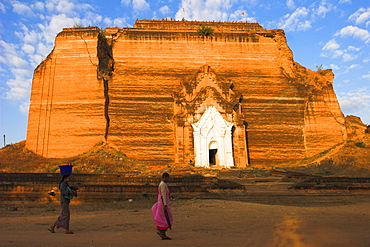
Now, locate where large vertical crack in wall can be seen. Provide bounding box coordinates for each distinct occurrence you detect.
[103,79,110,141]
[97,33,114,141]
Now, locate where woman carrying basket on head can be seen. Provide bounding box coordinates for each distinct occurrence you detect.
[48,174,77,234]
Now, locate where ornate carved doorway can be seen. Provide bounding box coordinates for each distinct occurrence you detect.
[192,106,234,167]
[173,65,248,168]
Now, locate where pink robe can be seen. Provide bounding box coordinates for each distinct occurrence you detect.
[151,182,173,230]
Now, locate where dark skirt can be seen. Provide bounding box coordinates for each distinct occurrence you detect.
[54,203,70,230]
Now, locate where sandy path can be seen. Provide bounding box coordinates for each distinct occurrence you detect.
[1,199,370,247]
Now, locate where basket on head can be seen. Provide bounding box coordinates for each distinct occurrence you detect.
[59,165,73,175]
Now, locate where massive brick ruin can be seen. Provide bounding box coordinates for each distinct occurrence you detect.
[26,19,350,167]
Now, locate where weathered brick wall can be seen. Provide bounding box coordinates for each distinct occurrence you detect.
[0,173,244,204]
[108,20,346,166]
[26,20,347,167]
[26,27,106,158]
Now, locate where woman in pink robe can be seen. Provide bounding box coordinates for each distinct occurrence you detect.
[151,173,173,240]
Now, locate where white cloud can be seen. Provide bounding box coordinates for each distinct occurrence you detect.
[22,44,35,54]
[54,0,75,14]
[320,39,360,62]
[132,0,150,12]
[38,14,79,44]
[286,0,296,10]
[21,30,40,44]
[113,18,129,28]
[32,54,44,66]
[34,2,45,12]
[343,64,361,73]
[6,86,29,100]
[312,1,333,19]
[0,3,5,14]
[274,2,334,32]
[100,16,128,28]
[159,5,171,15]
[347,45,360,52]
[322,27,368,62]
[45,1,55,12]
[37,43,52,59]
[0,41,29,68]
[175,0,234,21]
[43,0,93,16]
[342,53,358,62]
[11,68,31,78]
[121,0,131,6]
[103,17,112,25]
[83,12,103,25]
[5,76,31,100]
[333,49,344,58]
[278,7,311,31]
[349,7,370,25]
[336,25,370,43]
[19,101,30,114]
[330,64,339,70]
[322,39,340,50]
[0,41,18,57]
[229,10,257,22]
[339,0,351,4]
[338,88,370,124]
[0,41,32,101]
[1,0,102,104]
[13,2,34,16]
[298,20,312,30]
[362,72,370,80]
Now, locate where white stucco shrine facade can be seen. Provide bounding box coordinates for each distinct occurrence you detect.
[192,106,234,168]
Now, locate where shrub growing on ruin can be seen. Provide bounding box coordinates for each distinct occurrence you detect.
[355,142,366,148]
[197,25,213,37]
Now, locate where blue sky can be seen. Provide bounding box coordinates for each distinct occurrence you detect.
[0,0,369,146]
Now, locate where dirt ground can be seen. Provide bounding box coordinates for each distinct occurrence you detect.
[1,197,370,247]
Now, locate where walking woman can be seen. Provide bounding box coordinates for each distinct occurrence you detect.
[48,175,77,234]
[152,172,173,240]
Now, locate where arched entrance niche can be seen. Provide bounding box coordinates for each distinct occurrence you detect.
[192,106,234,168]
[173,65,248,167]
[209,141,218,166]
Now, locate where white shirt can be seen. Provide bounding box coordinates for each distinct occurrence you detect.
[159,181,167,205]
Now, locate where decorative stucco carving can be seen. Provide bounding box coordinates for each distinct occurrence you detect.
[173,65,247,167]
[192,106,234,167]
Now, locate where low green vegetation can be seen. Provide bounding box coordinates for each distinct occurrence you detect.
[355,142,366,148]
[197,25,213,37]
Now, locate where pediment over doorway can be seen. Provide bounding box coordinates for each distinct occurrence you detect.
[192,106,233,137]
[173,65,242,121]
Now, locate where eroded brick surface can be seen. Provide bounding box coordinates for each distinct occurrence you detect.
[26,20,359,167]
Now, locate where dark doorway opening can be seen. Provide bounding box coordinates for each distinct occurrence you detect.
[209,149,218,166]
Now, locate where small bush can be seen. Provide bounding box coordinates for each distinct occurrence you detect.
[197,25,213,37]
[98,164,106,173]
[188,159,195,166]
[355,142,366,148]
